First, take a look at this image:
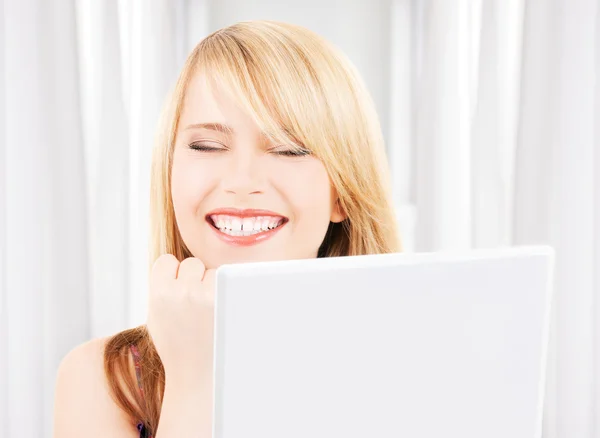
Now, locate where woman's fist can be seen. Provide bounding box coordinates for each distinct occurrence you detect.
[146,254,216,384]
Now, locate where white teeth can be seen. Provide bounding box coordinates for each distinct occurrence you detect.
[231,217,242,231]
[242,217,255,231]
[209,214,285,236]
[261,218,269,231]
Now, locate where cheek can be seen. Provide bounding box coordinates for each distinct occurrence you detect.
[271,160,333,220]
[171,153,217,215]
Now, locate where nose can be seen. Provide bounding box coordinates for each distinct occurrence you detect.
[221,148,265,196]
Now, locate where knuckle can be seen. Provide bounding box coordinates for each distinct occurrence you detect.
[180,257,205,270]
[151,254,180,278]
[178,257,206,276]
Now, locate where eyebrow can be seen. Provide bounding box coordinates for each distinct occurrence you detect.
[184,122,235,134]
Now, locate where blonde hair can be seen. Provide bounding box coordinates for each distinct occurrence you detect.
[105,20,402,436]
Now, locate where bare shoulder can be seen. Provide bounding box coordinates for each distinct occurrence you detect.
[53,337,138,438]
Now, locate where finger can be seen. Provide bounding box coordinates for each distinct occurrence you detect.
[150,254,180,291]
[202,268,215,282]
[151,254,180,278]
[177,257,206,283]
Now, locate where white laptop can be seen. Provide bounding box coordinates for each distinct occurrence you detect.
[212,246,554,438]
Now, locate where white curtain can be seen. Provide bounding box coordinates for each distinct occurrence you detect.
[397,0,599,437]
[0,0,204,436]
[0,0,598,437]
[514,1,599,437]
[1,1,89,436]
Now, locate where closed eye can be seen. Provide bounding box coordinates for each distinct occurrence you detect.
[188,142,310,156]
[272,148,312,157]
[188,142,226,152]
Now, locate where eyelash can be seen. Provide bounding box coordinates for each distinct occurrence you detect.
[188,143,224,153]
[188,143,311,157]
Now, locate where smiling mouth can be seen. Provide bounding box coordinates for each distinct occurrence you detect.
[206,214,288,237]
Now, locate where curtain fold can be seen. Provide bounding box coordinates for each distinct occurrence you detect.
[414,0,473,251]
[77,0,130,340]
[0,0,7,434]
[514,1,599,437]
[2,0,89,436]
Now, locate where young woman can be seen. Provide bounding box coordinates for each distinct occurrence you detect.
[53,20,401,438]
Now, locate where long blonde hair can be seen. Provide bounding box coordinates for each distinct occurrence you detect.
[104,20,402,435]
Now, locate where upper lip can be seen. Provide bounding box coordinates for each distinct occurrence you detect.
[205,208,288,219]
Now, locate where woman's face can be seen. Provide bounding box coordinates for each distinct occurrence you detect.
[171,74,345,269]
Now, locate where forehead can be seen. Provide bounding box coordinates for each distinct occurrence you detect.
[177,70,299,149]
[180,73,249,126]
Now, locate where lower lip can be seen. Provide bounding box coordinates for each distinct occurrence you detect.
[208,220,287,246]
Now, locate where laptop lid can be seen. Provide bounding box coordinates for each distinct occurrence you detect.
[212,246,554,438]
